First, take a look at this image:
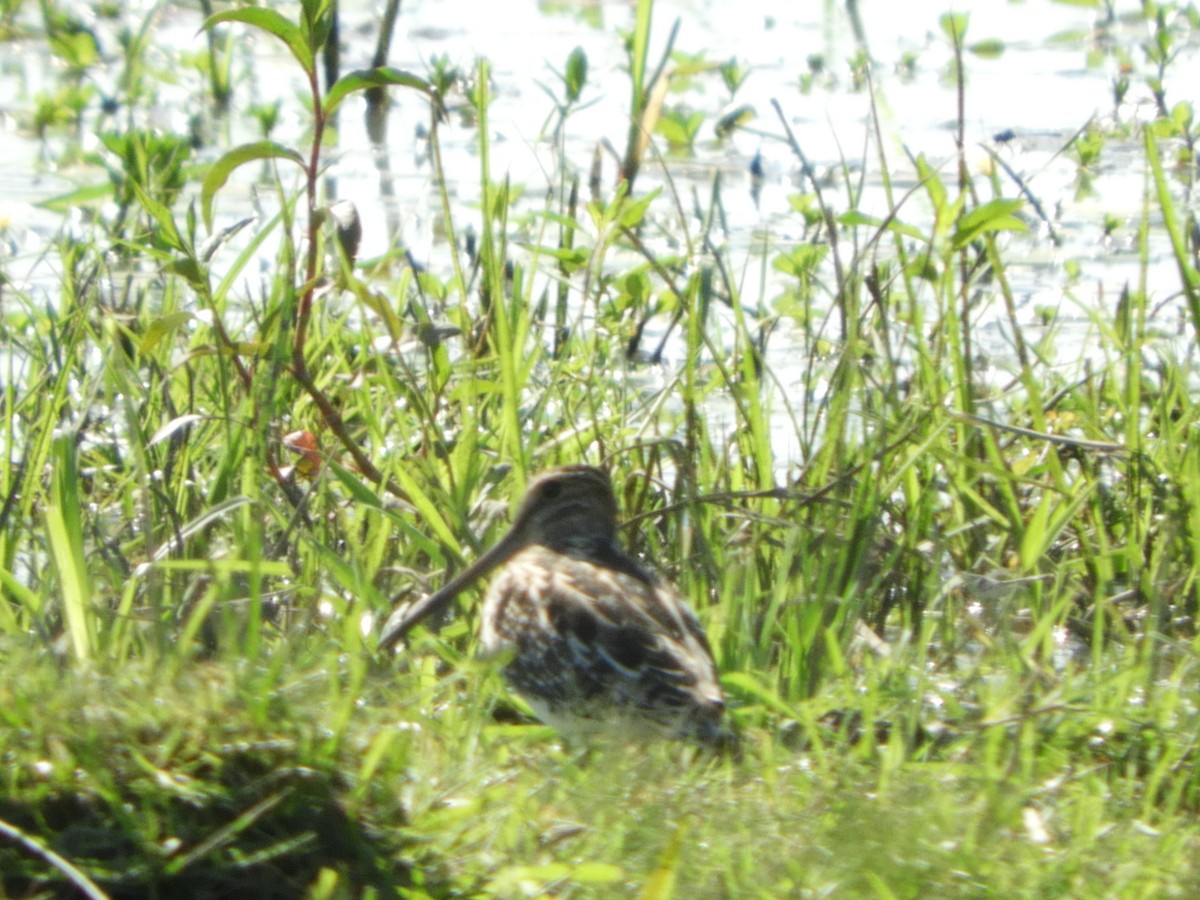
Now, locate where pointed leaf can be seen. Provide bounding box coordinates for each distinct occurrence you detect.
[131,181,185,252]
[939,12,969,44]
[201,142,306,230]
[202,8,313,75]
[141,312,195,355]
[323,67,438,116]
[952,198,1028,249]
[616,187,661,230]
[838,210,926,241]
[37,180,114,213]
[914,153,947,213]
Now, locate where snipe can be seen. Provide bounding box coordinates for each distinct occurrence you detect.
[379,465,732,747]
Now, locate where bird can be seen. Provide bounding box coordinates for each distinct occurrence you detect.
[379,465,733,748]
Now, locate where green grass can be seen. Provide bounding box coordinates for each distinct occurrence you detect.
[3,0,1200,896]
[3,644,1199,897]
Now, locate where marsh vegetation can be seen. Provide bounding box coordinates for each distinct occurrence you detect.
[2,0,1200,895]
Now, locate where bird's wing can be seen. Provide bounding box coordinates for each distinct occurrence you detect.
[540,556,723,708]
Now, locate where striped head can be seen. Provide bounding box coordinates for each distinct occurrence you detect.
[378,465,620,647]
[505,465,620,553]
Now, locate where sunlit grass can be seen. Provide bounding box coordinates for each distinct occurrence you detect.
[2,0,1200,896]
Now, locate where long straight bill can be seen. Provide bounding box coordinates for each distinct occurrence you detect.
[377,531,521,650]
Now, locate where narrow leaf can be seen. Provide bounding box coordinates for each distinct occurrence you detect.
[148,413,203,447]
[45,436,92,661]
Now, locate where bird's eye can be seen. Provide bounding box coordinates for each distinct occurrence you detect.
[540,481,563,501]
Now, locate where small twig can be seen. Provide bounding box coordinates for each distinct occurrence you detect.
[949,410,1129,455]
[770,98,847,332]
[624,421,930,529]
[289,362,409,501]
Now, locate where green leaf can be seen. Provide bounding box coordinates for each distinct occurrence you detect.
[201,142,306,231]
[48,26,99,69]
[655,112,699,147]
[147,412,203,446]
[939,12,969,44]
[37,180,114,213]
[772,244,828,279]
[301,0,334,51]
[45,435,92,661]
[951,198,1028,249]
[642,820,688,900]
[0,566,39,618]
[1171,100,1194,133]
[169,257,207,290]
[720,671,802,717]
[520,244,590,271]
[968,39,1005,59]
[202,8,314,75]
[913,153,947,213]
[564,47,588,103]
[837,210,926,241]
[1145,127,1200,331]
[570,863,624,884]
[325,461,444,560]
[616,187,661,230]
[323,67,438,117]
[131,181,185,253]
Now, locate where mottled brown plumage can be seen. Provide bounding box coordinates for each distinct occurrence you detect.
[379,465,731,746]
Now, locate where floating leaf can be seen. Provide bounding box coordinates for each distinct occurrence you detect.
[968,39,1006,59]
